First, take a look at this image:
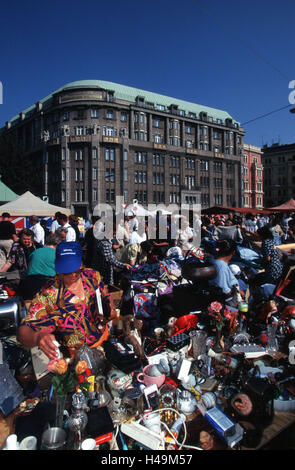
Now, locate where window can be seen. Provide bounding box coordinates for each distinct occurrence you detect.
[106,109,114,119]
[75,149,84,160]
[169,136,180,146]
[213,131,220,139]
[185,175,195,189]
[103,126,117,137]
[61,190,66,202]
[213,161,222,172]
[169,119,179,130]
[169,156,180,168]
[153,172,165,185]
[201,193,210,205]
[139,131,146,141]
[106,148,115,161]
[154,133,162,143]
[61,148,66,161]
[153,154,164,166]
[120,112,127,122]
[93,189,97,201]
[124,150,128,161]
[61,168,65,181]
[185,158,195,169]
[169,174,180,186]
[257,182,262,192]
[92,147,97,159]
[134,151,147,164]
[200,160,209,171]
[63,111,70,121]
[124,168,128,182]
[214,194,223,205]
[156,104,165,111]
[92,168,97,180]
[105,168,115,183]
[91,108,99,118]
[76,126,84,136]
[154,118,161,127]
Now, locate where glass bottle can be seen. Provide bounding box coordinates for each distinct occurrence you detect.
[95,375,112,408]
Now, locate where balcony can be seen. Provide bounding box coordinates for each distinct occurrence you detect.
[70,136,87,142]
[102,136,120,144]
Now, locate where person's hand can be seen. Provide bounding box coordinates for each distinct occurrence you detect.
[124,264,132,270]
[36,332,58,360]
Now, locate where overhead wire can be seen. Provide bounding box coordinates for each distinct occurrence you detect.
[192,1,293,127]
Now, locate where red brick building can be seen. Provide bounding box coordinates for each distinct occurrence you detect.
[242,144,263,208]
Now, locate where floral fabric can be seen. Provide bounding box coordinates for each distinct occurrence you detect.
[21,268,109,350]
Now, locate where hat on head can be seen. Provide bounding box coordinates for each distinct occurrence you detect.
[55,241,83,274]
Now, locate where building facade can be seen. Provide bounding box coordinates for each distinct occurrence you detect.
[262,142,295,207]
[0,80,245,217]
[242,143,263,209]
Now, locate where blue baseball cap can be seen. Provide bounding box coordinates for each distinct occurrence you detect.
[55,241,83,274]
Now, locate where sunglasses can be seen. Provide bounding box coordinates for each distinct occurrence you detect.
[62,268,82,276]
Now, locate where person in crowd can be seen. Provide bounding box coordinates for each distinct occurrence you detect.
[17,241,112,359]
[91,236,131,285]
[57,213,76,242]
[244,213,258,233]
[281,213,292,234]
[213,219,243,244]
[55,227,68,242]
[18,232,61,300]
[117,240,154,266]
[284,218,295,244]
[250,225,284,286]
[208,239,244,298]
[116,218,130,248]
[269,216,284,245]
[69,215,81,243]
[126,211,139,233]
[50,212,62,233]
[83,216,100,267]
[40,219,51,240]
[0,228,36,275]
[0,212,18,258]
[29,215,45,247]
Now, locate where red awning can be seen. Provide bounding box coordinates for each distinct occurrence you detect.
[201,205,271,215]
[267,198,295,212]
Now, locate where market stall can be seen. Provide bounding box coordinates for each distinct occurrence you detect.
[1,247,295,452]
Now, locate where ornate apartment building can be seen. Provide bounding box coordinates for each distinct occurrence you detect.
[242,143,263,208]
[262,142,295,207]
[0,80,245,217]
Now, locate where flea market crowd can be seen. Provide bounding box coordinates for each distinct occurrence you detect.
[1,207,295,451]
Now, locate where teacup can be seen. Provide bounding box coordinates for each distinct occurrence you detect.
[137,364,166,388]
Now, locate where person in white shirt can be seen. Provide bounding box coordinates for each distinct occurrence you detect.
[57,213,76,242]
[51,212,62,233]
[29,215,45,246]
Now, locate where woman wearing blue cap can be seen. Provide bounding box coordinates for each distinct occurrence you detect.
[17,241,112,359]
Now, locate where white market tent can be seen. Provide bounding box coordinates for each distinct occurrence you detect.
[0,191,71,217]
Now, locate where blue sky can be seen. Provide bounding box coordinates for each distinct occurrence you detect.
[0,0,294,147]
